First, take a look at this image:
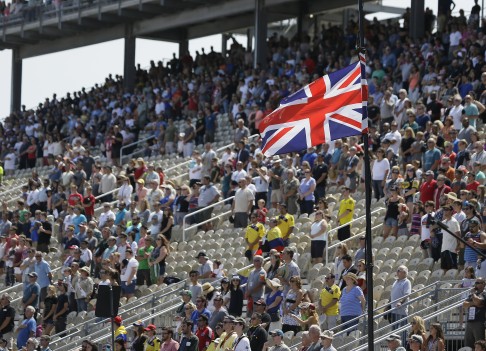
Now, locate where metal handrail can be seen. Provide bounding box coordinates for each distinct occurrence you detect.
[182,195,234,241]
[0,182,26,198]
[120,135,156,165]
[324,207,384,263]
[342,288,467,351]
[53,258,266,350]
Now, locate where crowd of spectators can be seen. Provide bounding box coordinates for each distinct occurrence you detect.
[1,1,486,351]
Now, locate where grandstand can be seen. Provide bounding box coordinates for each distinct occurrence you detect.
[1,0,486,351]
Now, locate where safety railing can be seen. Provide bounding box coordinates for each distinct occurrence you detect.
[52,258,265,351]
[120,135,156,165]
[182,195,234,241]
[343,285,467,351]
[324,207,385,264]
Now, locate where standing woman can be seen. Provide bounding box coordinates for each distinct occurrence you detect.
[371,148,390,201]
[265,278,284,329]
[118,176,133,206]
[42,285,58,335]
[135,179,148,205]
[339,273,365,335]
[137,199,151,225]
[298,169,316,215]
[402,164,420,216]
[383,187,404,238]
[425,323,445,351]
[227,275,244,317]
[309,210,328,264]
[160,208,174,241]
[407,316,427,351]
[26,137,37,169]
[149,234,170,285]
[281,276,303,334]
[221,164,233,199]
[333,243,349,282]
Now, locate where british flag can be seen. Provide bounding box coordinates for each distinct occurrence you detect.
[259,53,368,157]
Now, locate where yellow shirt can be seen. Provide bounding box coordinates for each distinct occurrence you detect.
[276,213,294,238]
[267,227,282,242]
[245,222,265,250]
[319,284,341,316]
[215,332,237,351]
[338,198,355,225]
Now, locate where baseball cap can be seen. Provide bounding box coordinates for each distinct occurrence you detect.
[113,316,122,324]
[386,334,401,342]
[180,290,192,297]
[144,324,156,331]
[410,335,423,344]
[269,329,284,337]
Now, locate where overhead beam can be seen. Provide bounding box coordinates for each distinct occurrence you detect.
[118,8,148,19]
[18,24,125,59]
[362,3,406,15]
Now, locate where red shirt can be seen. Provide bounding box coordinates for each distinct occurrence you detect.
[420,180,437,203]
[134,166,147,180]
[466,181,480,192]
[195,326,213,351]
[256,207,268,224]
[433,185,451,209]
[68,193,83,207]
[83,194,96,216]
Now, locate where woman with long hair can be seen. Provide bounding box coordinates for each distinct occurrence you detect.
[333,243,348,282]
[42,285,58,335]
[356,259,367,294]
[220,277,231,299]
[115,338,127,351]
[408,315,427,351]
[371,148,390,201]
[289,302,319,331]
[129,320,147,351]
[135,179,148,207]
[160,208,174,241]
[425,323,445,351]
[266,251,281,281]
[282,276,303,334]
[149,234,170,285]
[227,275,244,317]
[309,210,328,265]
[383,186,404,238]
[298,168,316,215]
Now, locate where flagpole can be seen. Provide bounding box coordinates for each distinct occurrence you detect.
[357,0,375,350]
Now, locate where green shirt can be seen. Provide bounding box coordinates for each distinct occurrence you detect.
[137,245,154,270]
[19,209,30,224]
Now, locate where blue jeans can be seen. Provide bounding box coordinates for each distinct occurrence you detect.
[340,315,359,335]
[77,298,88,312]
[372,180,384,200]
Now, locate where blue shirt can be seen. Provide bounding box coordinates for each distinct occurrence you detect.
[115,209,127,225]
[190,308,211,331]
[339,286,363,317]
[72,214,87,234]
[265,291,283,313]
[302,152,317,168]
[299,178,316,201]
[205,113,217,131]
[34,260,51,288]
[17,317,36,349]
[423,148,441,172]
[22,283,40,308]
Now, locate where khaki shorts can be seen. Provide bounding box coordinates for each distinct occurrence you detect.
[271,189,282,203]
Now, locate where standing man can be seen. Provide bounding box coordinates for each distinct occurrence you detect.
[464,277,486,348]
[121,249,138,298]
[195,314,213,351]
[179,320,199,351]
[0,294,15,342]
[99,166,117,203]
[385,334,406,351]
[34,251,52,303]
[232,318,251,351]
[336,187,355,241]
[22,272,40,312]
[16,306,36,350]
[232,179,255,229]
[390,265,412,346]
[440,205,460,271]
[268,157,284,209]
[246,255,266,317]
[144,324,161,351]
[280,248,301,293]
[161,327,179,351]
[319,274,341,330]
[319,330,337,351]
[276,203,294,247]
[247,313,268,351]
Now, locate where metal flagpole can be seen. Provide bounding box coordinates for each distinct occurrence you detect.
[357,0,375,350]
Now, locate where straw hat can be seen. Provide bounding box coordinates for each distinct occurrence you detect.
[201,282,215,295]
[266,278,282,289]
[343,272,358,284]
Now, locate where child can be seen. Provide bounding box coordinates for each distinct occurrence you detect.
[410,201,424,237]
[397,204,410,236]
[256,199,268,224]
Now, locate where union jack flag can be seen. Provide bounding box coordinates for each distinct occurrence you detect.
[259,53,368,157]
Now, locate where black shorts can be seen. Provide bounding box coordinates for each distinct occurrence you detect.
[311,241,326,259]
[337,225,351,241]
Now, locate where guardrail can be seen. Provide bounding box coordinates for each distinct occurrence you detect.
[182,196,234,241]
[324,207,384,264]
[120,135,155,165]
[52,258,266,351]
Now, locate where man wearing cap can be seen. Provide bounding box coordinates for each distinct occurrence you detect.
[419,171,437,204]
[385,333,406,351]
[464,277,486,347]
[440,205,460,270]
[209,294,228,330]
[263,329,290,351]
[22,272,40,311]
[275,203,294,247]
[248,312,268,351]
[144,164,160,187]
[317,330,336,351]
[34,251,52,303]
[176,290,193,319]
[113,315,128,342]
[195,252,213,279]
[464,217,486,269]
[196,314,213,351]
[231,317,250,351]
[180,320,199,351]
[253,300,271,332]
[409,335,423,351]
[142,324,161,351]
[0,294,15,342]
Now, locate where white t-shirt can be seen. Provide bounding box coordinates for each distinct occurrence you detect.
[253,176,269,192]
[310,220,327,241]
[384,130,402,155]
[234,188,255,213]
[233,336,250,351]
[121,257,139,282]
[441,217,460,252]
[3,153,16,170]
[449,105,464,130]
[420,213,434,241]
[371,159,390,181]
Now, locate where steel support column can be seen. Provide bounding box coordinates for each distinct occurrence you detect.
[410,0,425,40]
[11,48,22,113]
[254,0,267,69]
[123,23,136,93]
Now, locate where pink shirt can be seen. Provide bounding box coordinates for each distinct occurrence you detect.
[160,339,180,351]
